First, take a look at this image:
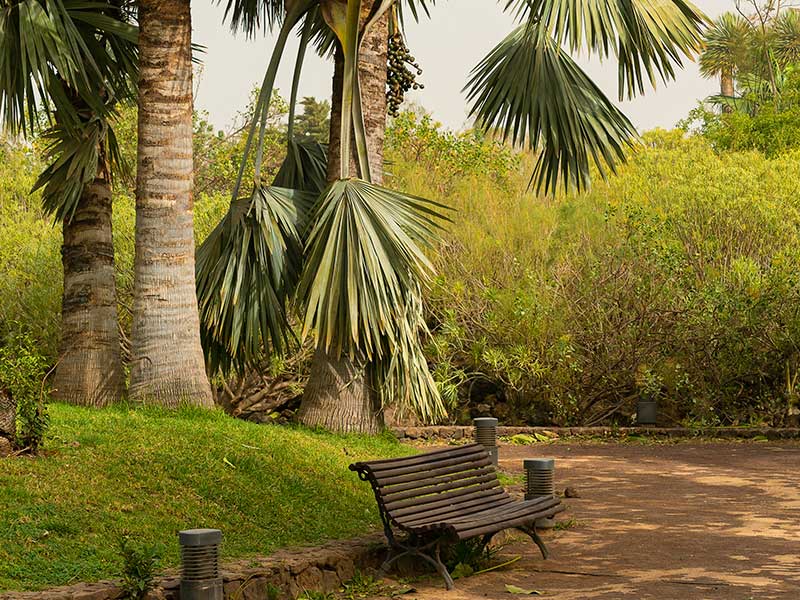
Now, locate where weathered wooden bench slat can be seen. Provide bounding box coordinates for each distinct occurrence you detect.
[350,443,565,590]
[398,495,516,528]
[380,465,496,496]
[382,472,500,505]
[377,457,494,488]
[367,450,489,479]
[362,444,485,470]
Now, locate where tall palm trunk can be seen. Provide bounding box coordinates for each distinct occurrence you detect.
[721,68,734,113]
[298,2,388,434]
[52,167,124,406]
[130,0,213,408]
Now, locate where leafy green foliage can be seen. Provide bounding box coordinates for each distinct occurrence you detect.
[117,535,163,600]
[0,330,50,451]
[683,69,800,156]
[388,120,800,427]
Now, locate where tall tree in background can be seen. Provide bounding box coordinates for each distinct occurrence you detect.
[198,0,707,433]
[0,0,138,407]
[699,13,750,111]
[700,6,800,113]
[131,0,214,407]
[295,97,331,142]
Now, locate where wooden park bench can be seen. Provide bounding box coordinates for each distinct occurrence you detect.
[350,443,564,589]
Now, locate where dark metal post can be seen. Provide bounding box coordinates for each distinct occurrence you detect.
[525,458,555,528]
[474,417,498,465]
[179,529,223,600]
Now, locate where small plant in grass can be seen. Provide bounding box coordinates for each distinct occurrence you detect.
[341,571,383,598]
[553,518,581,531]
[0,330,50,452]
[118,534,164,600]
[443,538,504,579]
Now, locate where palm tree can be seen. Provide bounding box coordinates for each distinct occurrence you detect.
[0,0,138,407]
[130,0,214,407]
[199,0,707,433]
[699,13,752,110]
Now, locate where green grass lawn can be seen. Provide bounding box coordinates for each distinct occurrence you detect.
[0,404,412,591]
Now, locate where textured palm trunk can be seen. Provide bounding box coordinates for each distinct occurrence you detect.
[52,171,124,406]
[721,69,734,113]
[130,0,213,408]
[298,2,388,434]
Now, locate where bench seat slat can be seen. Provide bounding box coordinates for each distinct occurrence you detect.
[454,502,565,540]
[390,485,507,519]
[397,495,515,528]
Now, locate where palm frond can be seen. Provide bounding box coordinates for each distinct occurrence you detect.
[32,116,104,221]
[273,137,329,193]
[297,178,448,360]
[465,23,637,193]
[368,286,445,423]
[0,0,138,135]
[507,0,707,100]
[698,12,750,79]
[219,0,285,37]
[196,184,316,374]
[775,9,800,67]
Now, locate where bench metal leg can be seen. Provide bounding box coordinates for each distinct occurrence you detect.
[517,525,550,560]
[378,535,455,590]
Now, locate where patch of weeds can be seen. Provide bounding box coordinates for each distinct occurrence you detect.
[553,518,581,531]
[341,571,383,598]
[497,471,524,487]
[118,534,164,600]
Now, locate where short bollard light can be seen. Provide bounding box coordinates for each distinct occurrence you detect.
[474,417,499,465]
[524,458,556,529]
[179,529,223,600]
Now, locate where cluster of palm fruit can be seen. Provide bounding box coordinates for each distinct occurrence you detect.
[387,33,423,117]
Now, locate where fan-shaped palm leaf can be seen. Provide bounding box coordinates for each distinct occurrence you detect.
[775,9,800,67]
[507,0,707,100]
[0,0,137,135]
[465,23,637,193]
[196,184,316,374]
[31,110,125,222]
[297,178,448,360]
[698,12,750,79]
[273,137,329,193]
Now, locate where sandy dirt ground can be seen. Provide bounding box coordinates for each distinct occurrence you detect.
[368,441,800,600]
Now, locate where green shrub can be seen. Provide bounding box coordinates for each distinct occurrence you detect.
[388,120,800,427]
[118,535,164,600]
[0,330,50,450]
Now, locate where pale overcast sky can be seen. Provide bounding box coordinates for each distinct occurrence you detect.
[192,0,732,133]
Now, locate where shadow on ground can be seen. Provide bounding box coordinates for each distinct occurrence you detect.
[373,441,800,599]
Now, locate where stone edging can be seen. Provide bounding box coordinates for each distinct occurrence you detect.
[392,425,800,441]
[0,534,386,600]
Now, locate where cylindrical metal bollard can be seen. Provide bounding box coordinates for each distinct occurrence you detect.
[179,529,223,600]
[525,458,555,529]
[474,417,499,465]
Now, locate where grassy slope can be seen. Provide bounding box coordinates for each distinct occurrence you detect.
[0,405,411,591]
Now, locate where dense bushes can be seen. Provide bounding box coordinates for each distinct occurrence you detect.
[4,107,800,428]
[387,122,800,427]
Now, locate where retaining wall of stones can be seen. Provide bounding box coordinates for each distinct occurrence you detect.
[392,425,800,441]
[0,534,386,600]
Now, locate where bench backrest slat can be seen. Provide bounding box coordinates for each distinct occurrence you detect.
[350,443,509,531]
